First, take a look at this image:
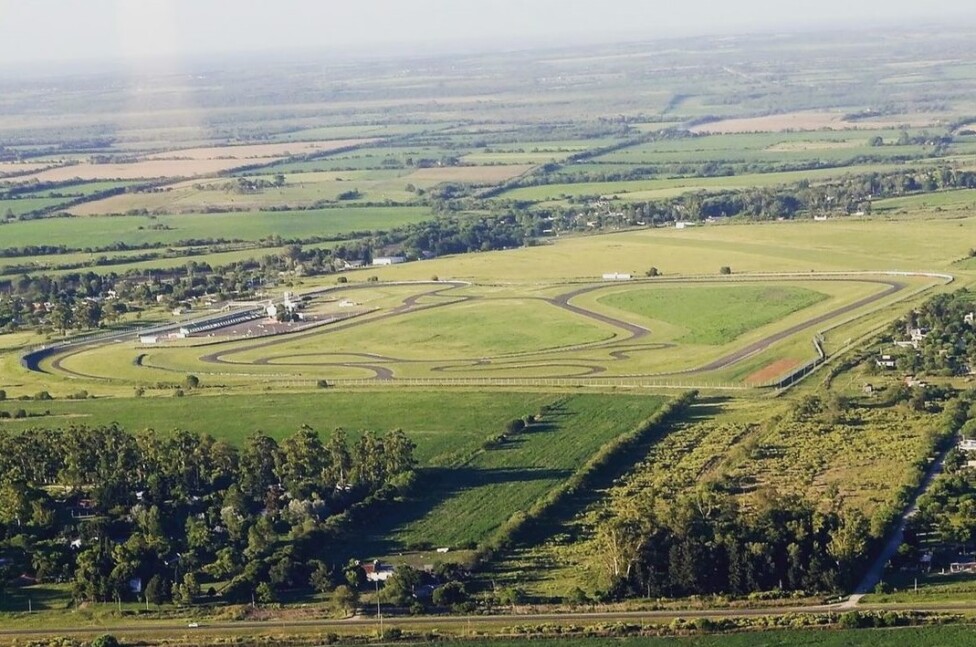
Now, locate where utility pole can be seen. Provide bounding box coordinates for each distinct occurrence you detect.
[375,577,383,636]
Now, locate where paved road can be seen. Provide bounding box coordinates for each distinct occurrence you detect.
[2,599,976,639]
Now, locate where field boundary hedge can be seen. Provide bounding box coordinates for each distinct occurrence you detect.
[475,390,698,563]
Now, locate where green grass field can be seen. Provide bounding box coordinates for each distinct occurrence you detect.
[32,274,917,389]
[0,206,433,249]
[0,390,554,461]
[598,284,827,345]
[498,164,919,202]
[275,298,617,358]
[341,392,665,555]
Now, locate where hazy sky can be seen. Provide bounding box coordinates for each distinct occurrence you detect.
[1,0,975,66]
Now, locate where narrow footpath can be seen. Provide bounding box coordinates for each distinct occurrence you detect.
[844,438,956,607]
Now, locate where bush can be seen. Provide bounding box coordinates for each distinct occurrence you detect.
[33,391,53,401]
[317,379,330,389]
[838,610,867,629]
[719,266,732,275]
[184,374,200,389]
[433,581,467,607]
[173,389,185,398]
[336,276,348,284]
[91,635,122,647]
[505,418,527,434]
[0,389,6,401]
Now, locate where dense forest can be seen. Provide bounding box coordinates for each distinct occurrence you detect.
[594,488,871,597]
[0,424,415,605]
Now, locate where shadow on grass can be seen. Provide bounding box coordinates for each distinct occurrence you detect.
[332,465,572,561]
[0,583,72,612]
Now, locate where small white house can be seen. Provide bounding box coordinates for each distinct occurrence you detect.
[960,439,976,453]
[372,256,406,266]
[364,561,395,582]
[875,354,897,369]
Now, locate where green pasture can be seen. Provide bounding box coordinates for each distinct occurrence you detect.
[351,392,665,553]
[598,284,826,345]
[498,163,919,202]
[271,123,429,141]
[0,390,555,462]
[73,169,429,214]
[367,217,976,285]
[0,206,432,249]
[251,297,617,360]
[864,571,976,604]
[873,188,976,213]
[593,129,935,165]
[262,144,478,173]
[0,197,68,217]
[462,137,622,164]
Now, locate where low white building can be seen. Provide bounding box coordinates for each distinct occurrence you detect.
[372,256,406,266]
[602,273,632,281]
[364,561,395,582]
